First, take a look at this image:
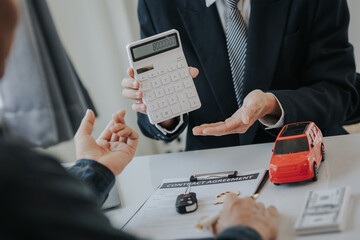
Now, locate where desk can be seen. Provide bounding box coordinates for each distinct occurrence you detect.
[106,134,360,240]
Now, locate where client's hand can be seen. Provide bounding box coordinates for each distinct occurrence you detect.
[74,109,139,176]
[212,194,278,240]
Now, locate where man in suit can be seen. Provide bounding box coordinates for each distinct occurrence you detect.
[122,0,358,151]
[0,1,278,239]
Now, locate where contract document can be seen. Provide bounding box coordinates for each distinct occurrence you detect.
[122,169,268,239]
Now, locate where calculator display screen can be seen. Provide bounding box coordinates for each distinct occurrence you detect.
[131,33,179,62]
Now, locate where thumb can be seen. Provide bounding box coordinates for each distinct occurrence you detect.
[76,109,96,136]
[189,67,199,78]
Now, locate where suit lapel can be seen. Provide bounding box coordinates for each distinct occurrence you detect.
[177,2,238,120]
[244,0,292,94]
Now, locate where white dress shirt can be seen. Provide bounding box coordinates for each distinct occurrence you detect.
[156,0,284,135]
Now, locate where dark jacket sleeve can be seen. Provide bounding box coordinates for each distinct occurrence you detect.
[216,226,263,240]
[0,142,137,240]
[270,0,358,129]
[68,159,115,205]
[136,0,188,142]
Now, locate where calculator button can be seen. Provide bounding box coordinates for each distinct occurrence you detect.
[174,82,184,91]
[158,98,169,108]
[164,85,175,95]
[177,62,185,68]
[168,95,177,105]
[177,92,190,111]
[144,91,156,101]
[148,72,158,78]
[160,76,171,85]
[167,65,176,72]
[183,78,193,88]
[171,104,181,114]
[186,89,196,98]
[189,97,201,108]
[158,69,167,75]
[148,102,159,111]
[151,111,162,122]
[155,88,165,98]
[170,72,180,82]
[176,56,184,61]
[151,78,162,88]
[161,107,172,118]
[140,82,151,92]
[179,68,189,78]
[137,75,147,81]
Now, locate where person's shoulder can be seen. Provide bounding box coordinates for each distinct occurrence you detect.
[0,139,64,176]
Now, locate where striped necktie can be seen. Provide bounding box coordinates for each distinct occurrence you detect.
[225,0,248,107]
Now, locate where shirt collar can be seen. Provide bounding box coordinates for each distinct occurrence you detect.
[205,0,217,7]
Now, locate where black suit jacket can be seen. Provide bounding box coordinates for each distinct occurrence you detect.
[137,0,358,151]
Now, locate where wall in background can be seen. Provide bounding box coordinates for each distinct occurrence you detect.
[349,0,360,71]
[44,0,157,162]
[344,0,360,133]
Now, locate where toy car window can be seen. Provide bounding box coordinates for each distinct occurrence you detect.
[274,137,309,155]
[310,130,315,140]
[280,123,309,137]
[312,126,317,133]
[308,135,313,145]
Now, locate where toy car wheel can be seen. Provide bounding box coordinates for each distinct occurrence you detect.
[321,145,325,162]
[274,183,280,185]
[312,162,319,181]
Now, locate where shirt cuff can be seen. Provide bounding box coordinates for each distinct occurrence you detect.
[258,93,284,129]
[155,115,184,135]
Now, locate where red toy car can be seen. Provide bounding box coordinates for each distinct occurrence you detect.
[269,122,325,185]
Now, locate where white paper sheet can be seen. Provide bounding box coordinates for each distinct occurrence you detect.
[123,169,267,239]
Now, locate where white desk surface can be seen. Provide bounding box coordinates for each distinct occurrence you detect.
[106,133,360,240]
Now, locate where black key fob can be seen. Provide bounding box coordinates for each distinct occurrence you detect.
[175,192,198,214]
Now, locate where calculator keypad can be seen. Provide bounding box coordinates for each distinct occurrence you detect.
[136,61,201,124]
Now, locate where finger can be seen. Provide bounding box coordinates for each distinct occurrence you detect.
[111,132,120,142]
[201,122,238,136]
[98,110,126,141]
[98,122,124,141]
[256,202,266,214]
[132,103,147,114]
[75,109,96,137]
[127,67,134,78]
[120,127,139,149]
[122,88,143,100]
[122,77,139,90]
[196,122,225,129]
[210,220,218,237]
[267,205,279,218]
[119,136,128,144]
[189,67,199,78]
[192,122,224,135]
[223,193,239,206]
[222,193,240,211]
[113,110,126,124]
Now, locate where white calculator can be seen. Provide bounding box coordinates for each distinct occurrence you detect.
[126,29,201,124]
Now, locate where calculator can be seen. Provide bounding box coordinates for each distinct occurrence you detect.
[126,29,201,124]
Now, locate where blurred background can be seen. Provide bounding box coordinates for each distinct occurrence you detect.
[3,0,359,163]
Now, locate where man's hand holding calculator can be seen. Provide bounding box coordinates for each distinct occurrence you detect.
[122,66,199,130]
